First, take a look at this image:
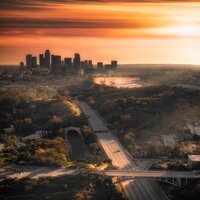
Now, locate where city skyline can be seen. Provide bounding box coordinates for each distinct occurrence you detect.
[1,1,200,65]
[22,49,117,74]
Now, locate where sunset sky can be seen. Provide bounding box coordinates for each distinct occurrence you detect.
[1,0,200,65]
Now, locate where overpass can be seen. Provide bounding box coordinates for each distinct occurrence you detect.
[104,170,200,187]
[77,100,200,199]
[1,163,199,188]
[77,100,169,200]
[104,170,200,179]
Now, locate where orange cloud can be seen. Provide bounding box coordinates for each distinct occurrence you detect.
[0,1,200,64]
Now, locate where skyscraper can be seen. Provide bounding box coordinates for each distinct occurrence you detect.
[39,54,44,67]
[73,53,81,70]
[56,56,61,68]
[88,60,93,69]
[26,54,32,69]
[64,58,72,72]
[51,55,61,73]
[97,62,104,70]
[44,50,50,68]
[19,62,25,70]
[111,61,117,69]
[32,57,37,68]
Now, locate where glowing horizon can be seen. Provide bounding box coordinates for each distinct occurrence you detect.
[0,1,200,65]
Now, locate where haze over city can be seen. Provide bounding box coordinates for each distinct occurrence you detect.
[1,0,200,65]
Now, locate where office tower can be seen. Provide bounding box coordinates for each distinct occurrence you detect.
[51,55,61,73]
[56,56,61,68]
[32,57,37,68]
[19,62,25,70]
[84,60,88,66]
[44,50,50,68]
[26,54,32,69]
[88,60,93,69]
[81,60,87,70]
[111,60,118,69]
[80,61,84,68]
[51,55,56,73]
[97,62,104,69]
[39,54,44,67]
[64,58,72,72]
[51,55,55,72]
[64,58,72,65]
[73,53,81,70]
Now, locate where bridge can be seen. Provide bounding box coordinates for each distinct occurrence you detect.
[1,165,199,188]
[104,170,200,179]
[104,170,200,187]
[77,101,199,200]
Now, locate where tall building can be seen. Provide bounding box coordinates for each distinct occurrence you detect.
[26,54,32,69]
[32,57,37,68]
[64,58,72,65]
[111,60,118,69]
[19,62,25,70]
[44,50,50,68]
[51,55,56,73]
[64,58,72,68]
[97,62,104,69]
[84,60,88,66]
[64,58,72,72]
[88,60,93,69]
[51,55,61,73]
[39,54,44,67]
[73,53,81,70]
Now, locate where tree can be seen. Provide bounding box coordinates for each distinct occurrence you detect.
[1,134,19,149]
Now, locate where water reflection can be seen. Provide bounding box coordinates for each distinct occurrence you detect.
[94,77,142,88]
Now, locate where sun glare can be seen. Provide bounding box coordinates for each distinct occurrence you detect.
[154,25,200,37]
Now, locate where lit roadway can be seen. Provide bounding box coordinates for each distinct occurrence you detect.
[1,165,198,181]
[104,170,200,179]
[77,101,169,200]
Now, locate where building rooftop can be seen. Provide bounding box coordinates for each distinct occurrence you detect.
[188,155,200,162]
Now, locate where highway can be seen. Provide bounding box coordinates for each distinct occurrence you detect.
[104,170,200,179]
[1,165,198,181]
[77,101,169,200]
